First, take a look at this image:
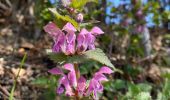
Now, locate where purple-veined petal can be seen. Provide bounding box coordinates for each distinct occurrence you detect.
[48,67,64,75]
[59,75,74,96]
[77,29,89,52]
[86,78,103,97]
[52,32,65,53]
[66,42,75,55]
[62,22,76,32]
[87,33,96,50]
[68,71,77,87]
[43,22,63,37]
[98,66,113,74]
[63,63,74,71]
[90,26,104,36]
[56,85,64,94]
[66,32,76,43]
[93,73,108,82]
[77,76,86,94]
[52,42,60,53]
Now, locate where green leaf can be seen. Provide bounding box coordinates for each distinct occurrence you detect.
[48,48,121,72]
[48,8,79,30]
[31,77,49,86]
[49,53,68,64]
[162,79,170,99]
[70,0,98,10]
[137,83,152,92]
[135,92,151,100]
[83,48,115,69]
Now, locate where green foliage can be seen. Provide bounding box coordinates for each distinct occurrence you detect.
[104,79,126,92]
[70,0,98,10]
[48,8,79,30]
[157,79,170,100]
[84,48,115,69]
[31,75,59,100]
[157,72,170,100]
[123,83,152,100]
[48,48,120,72]
[31,77,49,87]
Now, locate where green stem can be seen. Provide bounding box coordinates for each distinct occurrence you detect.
[74,63,80,100]
[9,53,27,100]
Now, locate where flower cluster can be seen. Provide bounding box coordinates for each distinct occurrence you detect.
[48,63,113,99]
[44,22,104,55]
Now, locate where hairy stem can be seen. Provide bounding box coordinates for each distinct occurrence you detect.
[74,63,80,100]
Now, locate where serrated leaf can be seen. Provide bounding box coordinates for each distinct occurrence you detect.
[48,48,121,73]
[48,8,79,30]
[49,53,68,64]
[83,48,116,70]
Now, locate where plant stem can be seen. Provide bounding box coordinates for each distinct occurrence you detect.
[9,53,27,100]
[74,63,80,100]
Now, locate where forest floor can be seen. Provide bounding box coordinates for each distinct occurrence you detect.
[0,28,54,100]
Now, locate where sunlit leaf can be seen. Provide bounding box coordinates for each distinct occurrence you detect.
[48,8,79,30]
[70,0,98,10]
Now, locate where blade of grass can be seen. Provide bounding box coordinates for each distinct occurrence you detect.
[9,53,27,100]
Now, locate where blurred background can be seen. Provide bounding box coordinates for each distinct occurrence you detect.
[0,0,170,99]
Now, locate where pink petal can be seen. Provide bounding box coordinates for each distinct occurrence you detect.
[68,71,77,87]
[59,75,74,96]
[88,44,95,50]
[77,29,89,52]
[52,33,65,53]
[56,86,64,94]
[64,32,76,55]
[79,28,89,35]
[66,32,76,43]
[77,76,86,93]
[87,33,96,50]
[48,67,64,75]
[63,63,74,71]
[86,79,103,96]
[93,73,108,82]
[66,43,75,55]
[98,66,113,74]
[43,22,63,37]
[62,22,76,32]
[90,26,104,35]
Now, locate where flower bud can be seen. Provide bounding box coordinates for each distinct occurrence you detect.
[76,13,83,23]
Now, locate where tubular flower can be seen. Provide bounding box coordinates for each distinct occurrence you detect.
[77,27,104,52]
[86,66,113,99]
[44,22,104,54]
[48,63,87,97]
[48,65,113,100]
[44,22,77,55]
[61,23,77,55]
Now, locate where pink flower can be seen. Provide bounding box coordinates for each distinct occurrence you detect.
[44,22,77,55]
[48,63,87,97]
[86,66,113,99]
[48,65,113,100]
[43,22,65,42]
[90,26,104,36]
[61,23,77,55]
[77,27,104,52]
[77,28,91,52]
